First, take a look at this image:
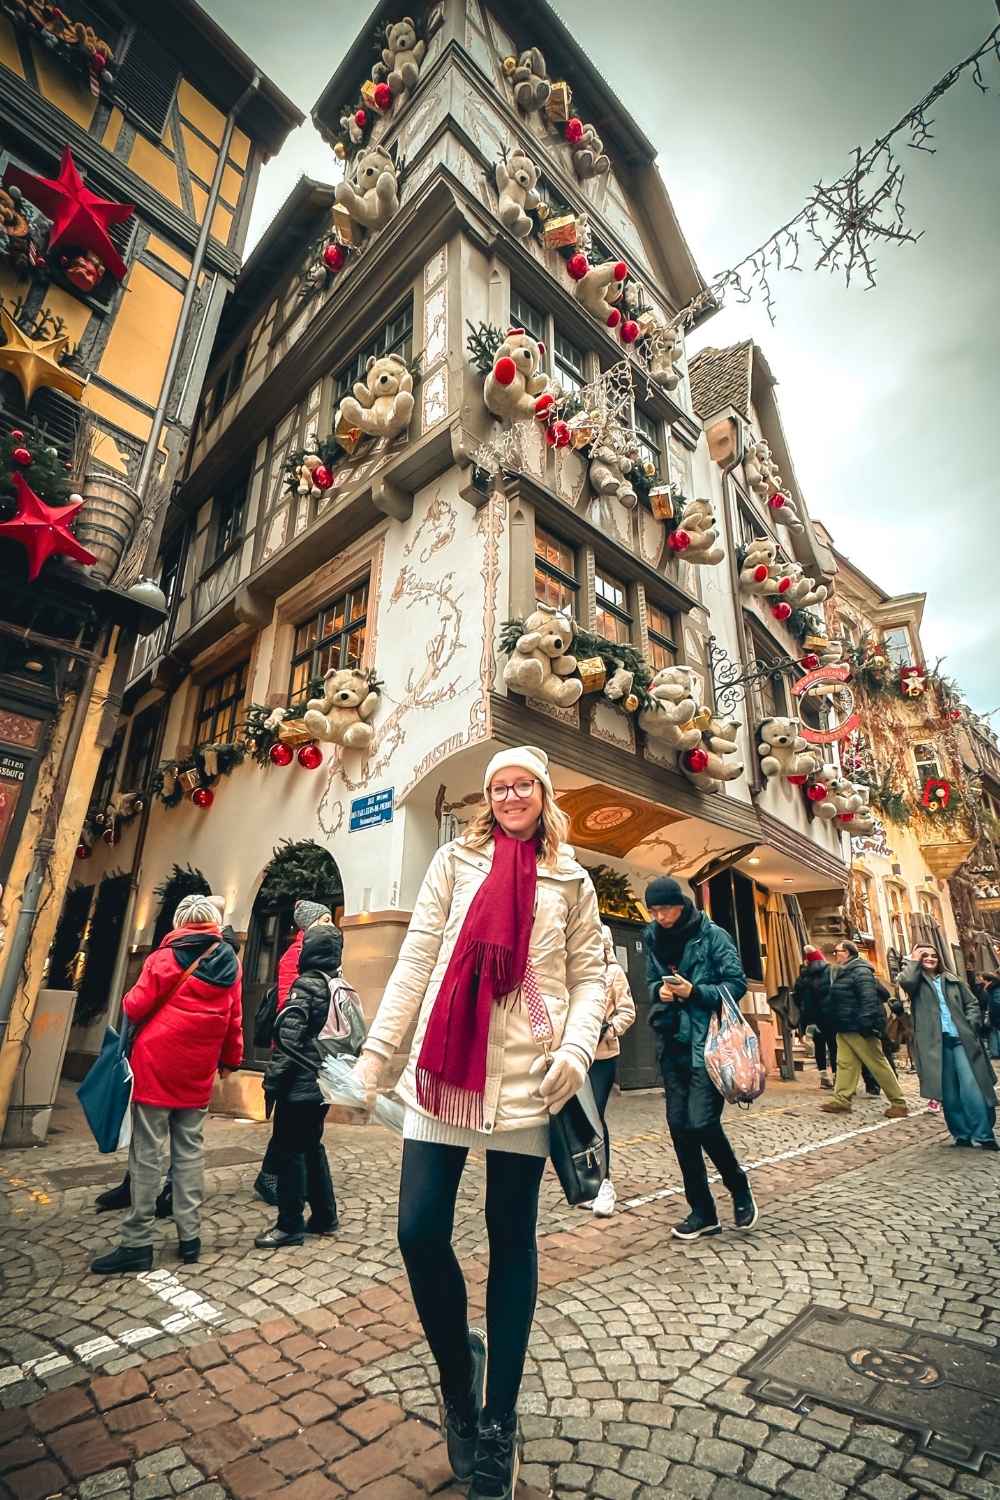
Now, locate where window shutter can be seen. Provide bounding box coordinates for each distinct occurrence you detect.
[0,388,82,458]
[113,32,180,136]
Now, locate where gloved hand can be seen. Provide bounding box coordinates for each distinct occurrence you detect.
[529,1048,587,1114]
[352,1051,387,1111]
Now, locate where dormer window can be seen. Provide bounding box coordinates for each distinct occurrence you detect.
[882,626,915,667]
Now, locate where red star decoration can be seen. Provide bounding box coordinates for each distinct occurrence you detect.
[4,147,134,282]
[0,472,97,582]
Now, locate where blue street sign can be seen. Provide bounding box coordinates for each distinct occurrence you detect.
[349,789,395,832]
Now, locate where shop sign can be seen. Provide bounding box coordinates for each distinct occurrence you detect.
[793,664,861,745]
[350,789,394,832]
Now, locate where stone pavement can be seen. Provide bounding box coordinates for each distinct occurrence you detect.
[1,1072,999,1499]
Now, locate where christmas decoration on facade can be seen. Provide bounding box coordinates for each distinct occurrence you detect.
[474,325,553,422]
[502,608,583,708]
[757,717,820,784]
[671,497,725,566]
[506,47,551,111]
[738,537,787,597]
[791,663,861,745]
[566,119,610,180]
[335,353,414,441]
[570,257,628,327]
[588,444,638,509]
[681,714,743,794]
[2,2,116,89]
[0,471,96,580]
[152,742,245,808]
[639,667,705,751]
[379,16,426,95]
[302,667,381,750]
[0,301,86,405]
[4,146,133,283]
[0,184,45,276]
[495,147,542,239]
[640,318,685,392]
[333,146,400,232]
[921,776,952,813]
[899,665,928,698]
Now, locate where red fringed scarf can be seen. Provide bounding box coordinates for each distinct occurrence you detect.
[416,828,539,1127]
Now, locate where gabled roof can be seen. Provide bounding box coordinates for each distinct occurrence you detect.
[688,342,754,421]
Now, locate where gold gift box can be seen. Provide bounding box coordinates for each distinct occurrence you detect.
[649,486,674,521]
[335,411,363,454]
[179,767,202,792]
[277,718,315,748]
[542,213,578,250]
[803,633,830,650]
[546,81,573,122]
[331,204,357,245]
[360,79,378,109]
[577,657,607,694]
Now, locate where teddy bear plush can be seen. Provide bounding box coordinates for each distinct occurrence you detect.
[639,666,702,750]
[570,123,610,180]
[743,439,773,500]
[779,562,828,608]
[588,445,638,509]
[647,323,684,391]
[738,537,784,597]
[503,607,583,707]
[483,328,552,421]
[496,149,541,238]
[840,784,876,835]
[381,16,425,95]
[805,764,841,820]
[303,668,380,750]
[682,716,743,794]
[334,146,399,232]
[674,498,724,566]
[828,776,864,820]
[757,717,819,782]
[511,47,550,111]
[336,353,414,441]
[295,453,324,498]
[573,259,627,324]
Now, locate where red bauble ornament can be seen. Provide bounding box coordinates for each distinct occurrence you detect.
[322,241,345,272]
[11,447,32,466]
[752,564,769,583]
[545,424,558,447]
[102,826,116,846]
[564,117,584,144]
[312,464,333,491]
[771,602,792,622]
[354,108,368,128]
[684,748,709,774]
[551,420,571,449]
[298,743,324,770]
[614,261,628,281]
[620,319,639,344]
[949,708,962,722]
[768,492,786,509]
[668,529,691,552]
[801,653,820,670]
[269,742,294,767]
[5,146,133,281]
[837,812,854,825]
[9,429,24,440]
[92,51,107,71]
[566,252,589,281]
[493,355,516,386]
[76,842,91,860]
[606,308,622,329]
[534,393,555,420]
[373,82,393,111]
[191,787,214,808]
[806,783,828,802]
[0,472,97,581]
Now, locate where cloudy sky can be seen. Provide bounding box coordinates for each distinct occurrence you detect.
[204,1,1000,716]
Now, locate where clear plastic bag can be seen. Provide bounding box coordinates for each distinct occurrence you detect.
[318,1054,405,1133]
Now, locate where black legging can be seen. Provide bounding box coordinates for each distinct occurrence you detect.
[588,1056,617,1172]
[397,1139,545,1422]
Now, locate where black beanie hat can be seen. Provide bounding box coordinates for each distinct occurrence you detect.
[645,876,687,908]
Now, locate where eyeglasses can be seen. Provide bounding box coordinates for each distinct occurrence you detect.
[490,779,538,802]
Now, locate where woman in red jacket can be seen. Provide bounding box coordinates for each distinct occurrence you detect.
[91,894,243,1275]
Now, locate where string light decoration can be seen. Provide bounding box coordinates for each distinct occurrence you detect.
[672,23,1000,326]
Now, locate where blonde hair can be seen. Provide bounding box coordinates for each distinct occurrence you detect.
[463,785,569,866]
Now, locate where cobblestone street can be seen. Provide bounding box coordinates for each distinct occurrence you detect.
[1,1075,999,1500]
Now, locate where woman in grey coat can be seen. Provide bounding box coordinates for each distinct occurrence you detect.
[899,946,998,1150]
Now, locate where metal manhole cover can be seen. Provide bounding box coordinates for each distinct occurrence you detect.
[740,1307,1000,1470]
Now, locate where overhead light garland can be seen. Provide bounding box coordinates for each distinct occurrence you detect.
[674,24,1000,326]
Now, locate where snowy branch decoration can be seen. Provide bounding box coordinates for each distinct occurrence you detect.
[673,24,1000,325]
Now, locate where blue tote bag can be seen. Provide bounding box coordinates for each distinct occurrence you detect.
[77,943,219,1154]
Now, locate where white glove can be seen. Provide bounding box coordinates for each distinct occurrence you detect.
[529,1048,587,1115]
[352,1051,386,1110]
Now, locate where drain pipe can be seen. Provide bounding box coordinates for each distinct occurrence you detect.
[137,68,261,563]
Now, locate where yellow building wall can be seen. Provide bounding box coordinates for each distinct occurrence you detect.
[101,105,125,153]
[29,44,98,130]
[146,234,193,277]
[0,17,24,75]
[83,385,153,445]
[98,263,182,409]
[179,124,218,186]
[127,132,184,209]
[177,79,225,145]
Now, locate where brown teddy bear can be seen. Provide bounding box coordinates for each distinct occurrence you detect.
[483,329,552,421]
[496,148,541,238]
[336,354,414,441]
[503,607,582,707]
[511,47,550,111]
[303,668,380,750]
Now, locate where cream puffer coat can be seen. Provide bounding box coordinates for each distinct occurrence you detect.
[594,946,637,1060]
[363,837,606,1134]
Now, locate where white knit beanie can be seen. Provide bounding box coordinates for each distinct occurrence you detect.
[174,893,225,928]
[483,745,553,799]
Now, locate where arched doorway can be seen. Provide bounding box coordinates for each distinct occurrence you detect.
[243,840,344,1065]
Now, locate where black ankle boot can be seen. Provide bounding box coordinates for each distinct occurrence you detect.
[155,1183,173,1220]
[90,1244,153,1276]
[95,1176,131,1212]
[443,1328,487,1481]
[469,1411,519,1500]
[177,1237,200,1264]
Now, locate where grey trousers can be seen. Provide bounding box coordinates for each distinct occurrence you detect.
[121,1103,207,1247]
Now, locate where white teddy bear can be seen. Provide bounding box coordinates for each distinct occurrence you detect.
[570,122,610,179]
[295,453,324,498]
[782,562,829,609]
[739,537,782,597]
[674,498,724,566]
[573,259,628,324]
[829,776,864,820]
[303,668,380,750]
[805,764,841,821]
[336,353,414,440]
[511,47,550,111]
[682,715,743,794]
[841,784,877,835]
[743,439,771,499]
[496,149,540,239]
[647,323,684,391]
[757,717,819,783]
[381,17,425,95]
[334,146,399,231]
[503,607,582,707]
[639,666,702,751]
[588,445,638,509]
[483,328,552,421]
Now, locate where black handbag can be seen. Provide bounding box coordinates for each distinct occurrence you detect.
[548,1074,607,1206]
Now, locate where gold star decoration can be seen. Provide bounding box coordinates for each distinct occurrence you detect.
[0,306,87,406]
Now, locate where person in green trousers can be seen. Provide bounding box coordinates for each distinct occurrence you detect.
[820,940,908,1118]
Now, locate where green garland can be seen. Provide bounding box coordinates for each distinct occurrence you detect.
[500,618,658,713]
[859,769,912,827]
[257,839,344,912]
[587,864,647,922]
[786,608,824,645]
[466,320,505,374]
[151,741,246,807]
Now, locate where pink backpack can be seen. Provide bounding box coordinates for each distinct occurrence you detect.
[704,986,766,1106]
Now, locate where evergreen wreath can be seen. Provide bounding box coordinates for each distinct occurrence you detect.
[256,839,344,912]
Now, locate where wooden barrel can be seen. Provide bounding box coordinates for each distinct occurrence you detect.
[74,471,143,585]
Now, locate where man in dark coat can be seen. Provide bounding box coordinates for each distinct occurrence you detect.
[821,941,908,1118]
[643,876,758,1241]
[900,947,997,1149]
[255,926,341,1248]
